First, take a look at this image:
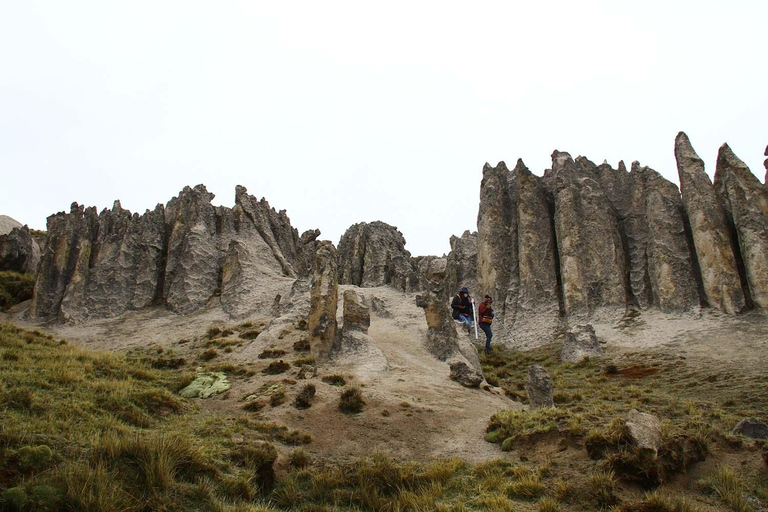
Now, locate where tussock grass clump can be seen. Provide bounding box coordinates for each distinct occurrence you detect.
[0,271,35,310]
[698,465,753,512]
[486,408,571,450]
[292,355,315,366]
[262,360,290,375]
[339,386,365,413]
[240,329,263,340]
[294,384,316,409]
[199,347,219,361]
[321,374,346,386]
[258,349,287,359]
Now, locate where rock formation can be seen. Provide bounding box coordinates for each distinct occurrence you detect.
[337,221,419,292]
[335,289,387,371]
[714,144,768,309]
[0,226,41,274]
[30,185,317,321]
[626,410,662,459]
[526,365,554,409]
[675,132,745,314]
[308,241,338,361]
[0,215,23,236]
[545,152,628,320]
[561,323,603,363]
[416,261,483,387]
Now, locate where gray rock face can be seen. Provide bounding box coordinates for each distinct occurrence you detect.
[0,225,41,273]
[416,263,483,381]
[0,215,23,235]
[308,241,338,361]
[545,152,627,319]
[512,162,561,346]
[626,409,662,459]
[714,144,768,309]
[30,185,316,321]
[337,221,419,292]
[333,289,387,371]
[477,161,515,317]
[731,418,768,440]
[561,323,602,363]
[445,230,478,294]
[449,361,483,388]
[526,365,554,409]
[342,289,370,333]
[675,132,745,314]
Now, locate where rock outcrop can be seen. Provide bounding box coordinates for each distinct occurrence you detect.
[561,323,602,363]
[473,134,765,351]
[626,410,662,459]
[545,152,628,320]
[714,144,768,309]
[335,289,387,371]
[526,365,554,409]
[416,262,483,387]
[675,132,745,314]
[0,226,41,274]
[0,216,23,236]
[30,185,317,321]
[337,221,419,292]
[308,241,338,361]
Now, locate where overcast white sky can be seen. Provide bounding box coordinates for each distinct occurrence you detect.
[2,1,766,256]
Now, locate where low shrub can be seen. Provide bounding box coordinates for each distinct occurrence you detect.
[322,374,346,386]
[294,384,316,409]
[339,387,365,414]
[263,361,290,375]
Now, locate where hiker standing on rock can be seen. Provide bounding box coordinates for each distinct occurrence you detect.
[478,295,495,355]
[451,287,474,334]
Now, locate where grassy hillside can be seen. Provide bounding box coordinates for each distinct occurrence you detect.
[1,322,766,512]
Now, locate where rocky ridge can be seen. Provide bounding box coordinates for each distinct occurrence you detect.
[476,133,766,348]
[30,185,318,322]
[23,133,767,354]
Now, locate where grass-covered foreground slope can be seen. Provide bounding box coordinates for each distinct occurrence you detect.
[1,321,767,512]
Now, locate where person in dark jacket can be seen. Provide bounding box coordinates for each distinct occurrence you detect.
[477,295,495,355]
[451,287,474,334]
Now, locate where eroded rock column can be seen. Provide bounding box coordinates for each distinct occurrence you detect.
[675,132,745,314]
[714,144,768,308]
[308,241,338,361]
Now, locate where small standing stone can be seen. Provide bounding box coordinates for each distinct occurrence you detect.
[626,409,662,459]
[526,365,555,409]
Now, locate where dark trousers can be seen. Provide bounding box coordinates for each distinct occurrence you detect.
[479,322,492,353]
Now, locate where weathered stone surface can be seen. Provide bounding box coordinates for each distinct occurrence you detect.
[0,225,41,273]
[333,288,387,371]
[308,241,338,361]
[0,215,22,235]
[342,289,370,333]
[626,409,662,459]
[30,203,98,320]
[636,164,700,312]
[675,132,745,314]
[337,221,419,292]
[477,161,516,323]
[526,365,554,409]
[561,323,603,363]
[449,361,483,388]
[416,263,483,379]
[512,162,561,346]
[444,230,478,295]
[30,185,317,321]
[544,152,627,319]
[731,418,768,440]
[714,144,768,309]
